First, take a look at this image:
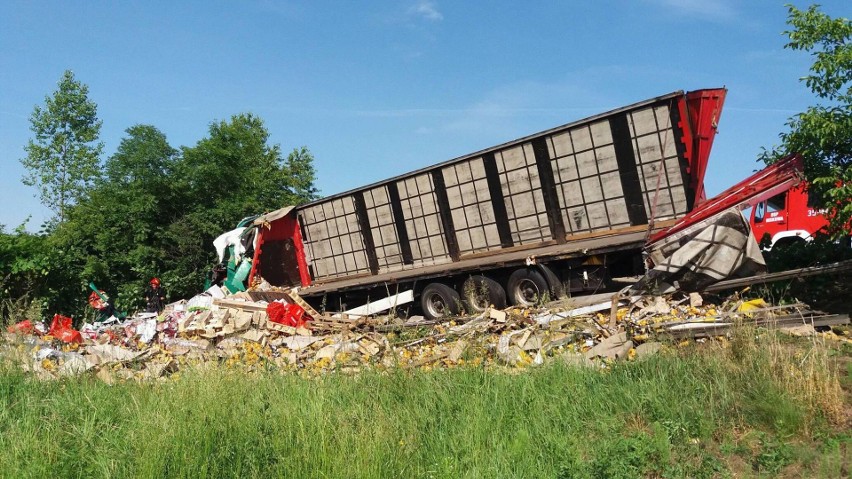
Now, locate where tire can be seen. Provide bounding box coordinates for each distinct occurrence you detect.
[507,268,549,306]
[771,237,805,251]
[537,263,563,299]
[461,275,507,313]
[420,283,461,320]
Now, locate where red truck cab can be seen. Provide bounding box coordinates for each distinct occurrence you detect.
[750,183,830,249]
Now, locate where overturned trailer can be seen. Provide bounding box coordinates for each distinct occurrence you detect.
[237,89,727,318]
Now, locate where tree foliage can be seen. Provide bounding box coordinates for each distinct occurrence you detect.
[164,114,319,299]
[8,74,321,322]
[761,5,852,236]
[21,70,103,224]
[0,223,51,323]
[27,115,321,319]
[48,125,183,314]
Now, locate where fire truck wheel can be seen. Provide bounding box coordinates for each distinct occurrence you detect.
[461,275,507,313]
[421,283,461,320]
[507,268,549,306]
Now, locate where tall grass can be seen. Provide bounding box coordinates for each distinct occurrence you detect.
[728,323,845,429]
[0,332,847,478]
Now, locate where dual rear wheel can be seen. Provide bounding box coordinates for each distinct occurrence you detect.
[420,267,556,320]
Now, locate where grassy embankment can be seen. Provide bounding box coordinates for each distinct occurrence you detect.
[0,328,849,478]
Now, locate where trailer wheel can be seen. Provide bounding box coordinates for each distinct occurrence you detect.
[537,264,563,299]
[507,269,549,306]
[461,275,507,313]
[421,283,461,320]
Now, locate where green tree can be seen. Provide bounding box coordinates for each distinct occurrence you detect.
[0,222,51,323]
[165,113,319,297]
[285,146,320,203]
[105,124,177,185]
[21,70,104,223]
[761,5,852,235]
[47,125,181,316]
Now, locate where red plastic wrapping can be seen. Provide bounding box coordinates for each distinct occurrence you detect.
[6,320,35,335]
[88,291,109,311]
[48,314,83,344]
[266,302,309,328]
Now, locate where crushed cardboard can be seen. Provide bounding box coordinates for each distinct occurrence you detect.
[2,284,849,383]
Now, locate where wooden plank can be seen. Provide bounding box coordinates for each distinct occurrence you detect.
[213,298,269,312]
[334,290,415,318]
[284,290,324,319]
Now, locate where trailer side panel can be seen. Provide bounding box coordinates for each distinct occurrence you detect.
[295,90,721,285]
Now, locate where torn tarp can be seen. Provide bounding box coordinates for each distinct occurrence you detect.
[633,208,766,294]
[213,227,246,263]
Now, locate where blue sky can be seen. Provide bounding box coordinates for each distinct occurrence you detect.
[0,1,847,231]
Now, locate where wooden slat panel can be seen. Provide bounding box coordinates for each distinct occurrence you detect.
[441,158,502,256]
[292,95,694,282]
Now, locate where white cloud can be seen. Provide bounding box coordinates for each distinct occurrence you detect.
[408,1,443,22]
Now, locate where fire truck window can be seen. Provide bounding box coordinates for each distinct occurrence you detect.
[754,202,765,223]
[806,188,821,209]
[765,192,787,213]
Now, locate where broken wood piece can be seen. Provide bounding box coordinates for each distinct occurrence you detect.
[357,339,381,356]
[242,330,268,343]
[87,344,143,363]
[403,315,427,326]
[634,341,662,359]
[608,293,620,330]
[144,360,177,379]
[208,309,230,329]
[294,326,312,336]
[779,324,816,336]
[534,296,631,325]
[314,341,360,360]
[520,332,547,351]
[489,309,507,323]
[448,313,489,335]
[186,310,211,332]
[283,290,323,320]
[332,290,414,319]
[448,340,468,362]
[233,311,252,331]
[265,322,297,334]
[281,335,320,351]
[689,292,703,307]
[584,332,632,360]
[212,298,269,312]
[497,330,526,363]
[403,350,450,369]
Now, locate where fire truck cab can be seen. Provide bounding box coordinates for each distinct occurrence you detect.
[750,183,828,250]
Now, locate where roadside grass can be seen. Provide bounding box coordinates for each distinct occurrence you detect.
[0,330,848,478]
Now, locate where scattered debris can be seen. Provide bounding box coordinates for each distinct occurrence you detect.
[2,277,849,383]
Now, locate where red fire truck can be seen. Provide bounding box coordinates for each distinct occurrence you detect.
[650,153,845,254]
[750,182,832,250]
